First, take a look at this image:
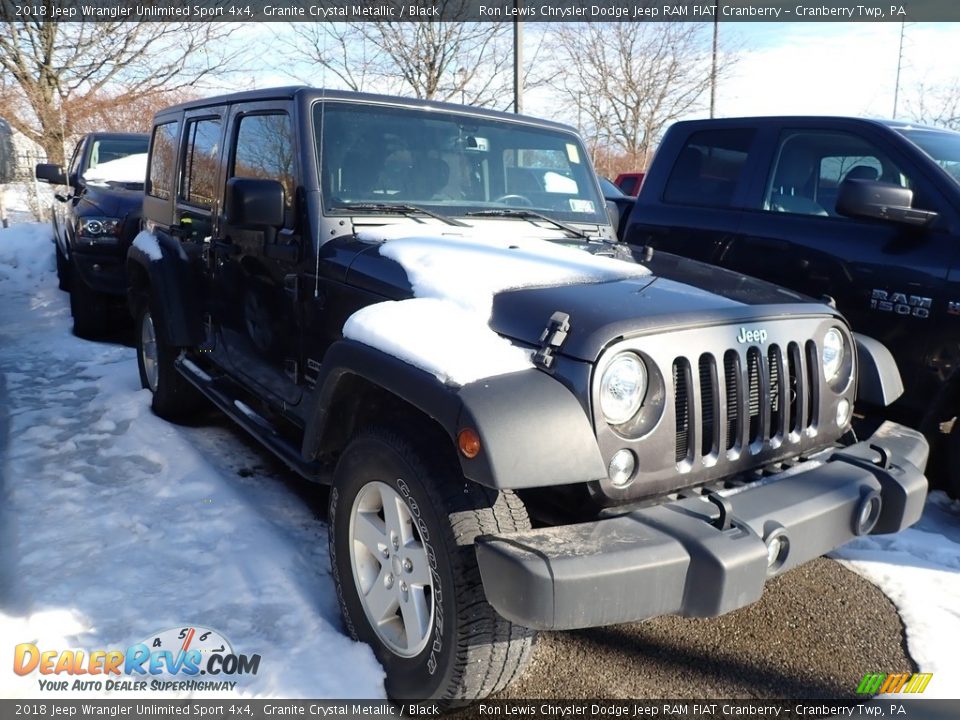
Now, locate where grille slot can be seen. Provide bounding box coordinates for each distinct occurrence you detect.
[673,337,819,469]
[673,359,691,463]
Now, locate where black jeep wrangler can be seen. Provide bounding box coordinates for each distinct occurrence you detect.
[35,131,149,337]
[129,87,928,704]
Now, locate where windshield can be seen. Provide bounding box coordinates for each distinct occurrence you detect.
[896,127,960,184]
[83,136,150,185]
[315,101,606,225]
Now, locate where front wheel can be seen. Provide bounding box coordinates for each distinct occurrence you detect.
[329,427,535,704]
[69,278,108,338]
[135,300,203,420]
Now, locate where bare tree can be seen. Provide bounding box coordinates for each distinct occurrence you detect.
[908,80,960,131]
[551,23,734,170]
[0,10,239,165]
[276,17,552,110]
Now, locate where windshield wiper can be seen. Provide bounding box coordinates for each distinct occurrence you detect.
[464,208,590,240]
[331,202,468,227]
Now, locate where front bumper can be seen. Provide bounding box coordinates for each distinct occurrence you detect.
[71,247,126,296]
[475,421,928,631]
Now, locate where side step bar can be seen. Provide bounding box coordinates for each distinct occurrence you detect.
[175,355,330,483]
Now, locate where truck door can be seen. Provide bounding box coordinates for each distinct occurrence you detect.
[626,127,757,263]
[728,126,959,411]
[211,103,305,407]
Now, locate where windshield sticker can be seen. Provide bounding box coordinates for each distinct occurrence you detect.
[569,199,595,213]
[566,143,581,164]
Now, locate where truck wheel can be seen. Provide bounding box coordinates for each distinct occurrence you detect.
[135,301,203,420]
[55,244,70,292]
[69,279,107,339]
[329,427,535,704]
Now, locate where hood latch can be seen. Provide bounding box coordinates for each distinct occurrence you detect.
[533,311,570,371]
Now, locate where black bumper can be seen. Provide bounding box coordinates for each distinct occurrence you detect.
[71,247,127,296]
[475,421,928,631]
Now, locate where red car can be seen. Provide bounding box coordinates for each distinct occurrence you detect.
[614,172,645,195]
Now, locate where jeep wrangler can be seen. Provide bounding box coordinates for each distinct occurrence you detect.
[128,87,928,704]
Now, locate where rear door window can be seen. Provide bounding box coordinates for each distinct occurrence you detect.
[663,129,755,208]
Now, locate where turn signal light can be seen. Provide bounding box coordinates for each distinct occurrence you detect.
[457,428,481,459]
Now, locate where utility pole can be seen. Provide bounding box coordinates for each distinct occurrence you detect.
[514,4,523,114]
[709,1,719,118]
[893,21,905,118]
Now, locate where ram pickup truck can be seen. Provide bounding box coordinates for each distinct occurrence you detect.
[35,131,149,337]
[625,116,960,495]
[129,89,927,704]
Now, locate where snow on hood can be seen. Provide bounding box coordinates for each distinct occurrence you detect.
[344,223,649,386]
[82,153,148,185]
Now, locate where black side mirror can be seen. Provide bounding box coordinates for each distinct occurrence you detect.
[836,178,938,227]
[35,163,67,185]
[225,177,285,228]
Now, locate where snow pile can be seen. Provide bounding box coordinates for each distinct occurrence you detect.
[83,153,148,185]
[344,225,649,386]
[833,491,960,698]
[0,223,385,700]
[0,221,54,287]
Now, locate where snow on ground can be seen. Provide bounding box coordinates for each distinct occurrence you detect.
[0,223,384,699]
[833,491,960,698]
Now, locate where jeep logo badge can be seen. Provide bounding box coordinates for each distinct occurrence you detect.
[737,327,767,344]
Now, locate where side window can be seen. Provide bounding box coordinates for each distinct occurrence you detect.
[663,129,755,208]
[148,120,180,200]
[232,113,295,210]
[180,118,222,209]
[66,141,84,180]
[764,131,913,217]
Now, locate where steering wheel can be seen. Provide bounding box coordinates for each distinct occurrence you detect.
[494,194,533,207]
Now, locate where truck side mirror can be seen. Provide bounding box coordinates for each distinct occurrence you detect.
[225,177,285,228]
[35,163,67,186]
[836,178,938,227]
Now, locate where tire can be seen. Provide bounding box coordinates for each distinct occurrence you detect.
[329,426,535,705]
[55,244,70,292]
[69,277,107,339]
[135,298,203,420]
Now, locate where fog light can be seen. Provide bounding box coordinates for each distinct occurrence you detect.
[836,398,851,427]
[854,492,882,536]
[764,529,790,574]
[608,449,636,488]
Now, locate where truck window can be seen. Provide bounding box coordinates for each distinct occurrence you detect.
[764,131,912,217]
[662,129,754,209]
[148,120,180,200]
[180,117,222,209]
[232,113,295,210]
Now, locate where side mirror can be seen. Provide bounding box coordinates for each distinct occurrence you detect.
[35,163,67,185]
[225,177,285,228]
[836,178,938,227]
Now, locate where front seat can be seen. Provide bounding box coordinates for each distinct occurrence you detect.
[769,147,829,216]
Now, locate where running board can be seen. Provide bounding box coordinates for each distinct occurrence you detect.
[175,356,329,483]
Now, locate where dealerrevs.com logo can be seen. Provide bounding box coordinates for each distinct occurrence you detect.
[14,626,261,692]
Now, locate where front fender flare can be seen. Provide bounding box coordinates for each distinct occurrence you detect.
[302,340,607,489]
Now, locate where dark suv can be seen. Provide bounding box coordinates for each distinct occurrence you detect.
[36,131,148,337]
[129,88,927,704]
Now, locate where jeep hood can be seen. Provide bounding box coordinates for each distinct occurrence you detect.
[490,250,836,361]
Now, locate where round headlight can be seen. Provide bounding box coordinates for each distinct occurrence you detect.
[599,353,647,425]
[83,219,104,236]
[822,328,845,381]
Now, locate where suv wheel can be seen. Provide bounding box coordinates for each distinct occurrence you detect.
[69,279,107,339]
[329,427,535,704]
[135,299,203,420]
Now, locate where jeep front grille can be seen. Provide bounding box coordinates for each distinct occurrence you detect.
[673,341,820,467]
